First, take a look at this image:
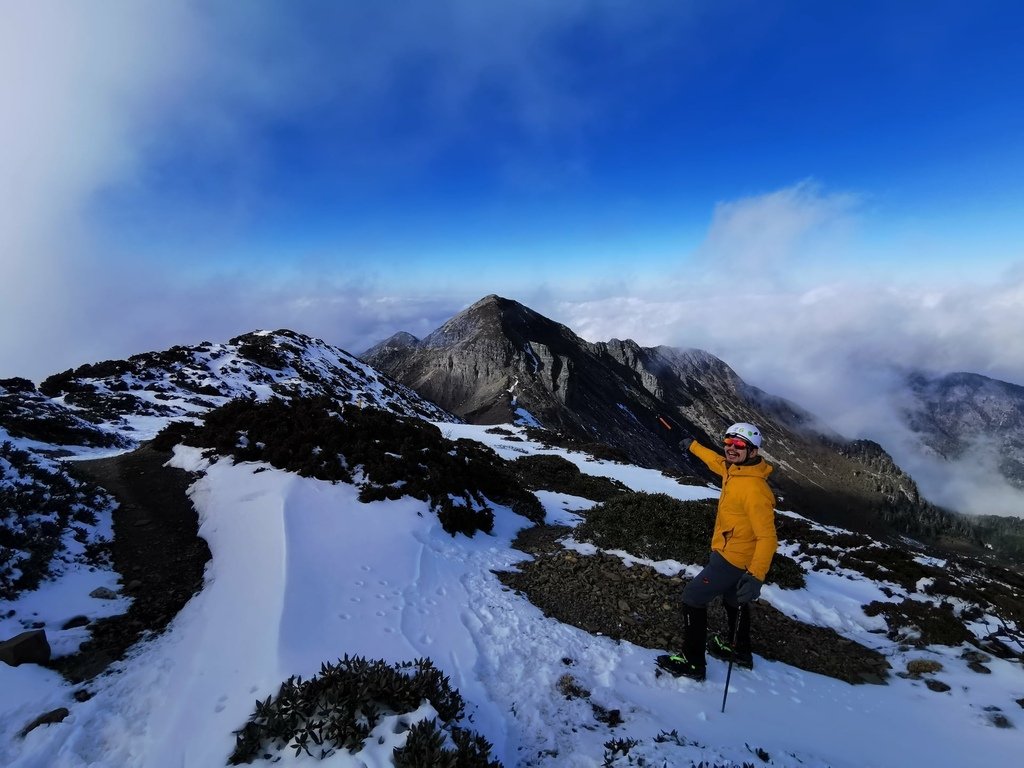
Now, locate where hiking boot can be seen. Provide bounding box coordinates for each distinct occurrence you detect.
[656,653,706,681]
[706,634,754,669]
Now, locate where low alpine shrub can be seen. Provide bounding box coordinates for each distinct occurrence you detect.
[576,492,805,589]
[229,656,500,765]
[178,397,542,537]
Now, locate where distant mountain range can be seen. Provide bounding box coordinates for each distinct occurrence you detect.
[361,296,967,541]
[903,370,1024,490]
[2,296,1023,561]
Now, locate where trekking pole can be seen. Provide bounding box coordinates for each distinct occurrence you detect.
[720,614,741,713]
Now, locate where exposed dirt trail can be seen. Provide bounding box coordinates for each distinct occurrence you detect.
[55,444,211,684]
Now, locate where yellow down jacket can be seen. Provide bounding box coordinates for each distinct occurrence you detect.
[689,441,778,581]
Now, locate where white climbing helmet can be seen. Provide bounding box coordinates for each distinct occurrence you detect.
[725,422,762,448]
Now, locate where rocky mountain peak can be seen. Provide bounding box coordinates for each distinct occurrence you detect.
[362,295,972,540]
[420,294,571,352]
[386,331,420,347]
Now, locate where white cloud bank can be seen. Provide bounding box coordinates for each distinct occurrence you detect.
[695,180,861,278]
[543,182,1024,517]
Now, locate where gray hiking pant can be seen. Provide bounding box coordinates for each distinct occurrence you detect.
[682,551,745,609]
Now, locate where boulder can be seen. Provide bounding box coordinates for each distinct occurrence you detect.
[0,629,51,667]
[906,658,943,675]
[19,707,69,738]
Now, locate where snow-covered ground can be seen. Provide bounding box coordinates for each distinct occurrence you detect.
[2,425,1022,767]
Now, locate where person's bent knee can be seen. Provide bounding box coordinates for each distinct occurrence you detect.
[682,582,713,608]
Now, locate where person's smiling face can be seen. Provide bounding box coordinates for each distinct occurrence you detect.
[723,436,753,464]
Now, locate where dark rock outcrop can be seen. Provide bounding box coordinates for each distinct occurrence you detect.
[0,629,51,667]
[18,707,69,738]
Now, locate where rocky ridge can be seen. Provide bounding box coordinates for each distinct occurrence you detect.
[25,328,453,452]
[362,295,980,547]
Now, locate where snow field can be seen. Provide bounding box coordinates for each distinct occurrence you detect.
[0,425,1022,767]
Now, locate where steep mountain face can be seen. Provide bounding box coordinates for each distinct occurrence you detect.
[3,330,453,455]
[364,297,697,465]
[904,371,1024,489]
[362,295,951,538]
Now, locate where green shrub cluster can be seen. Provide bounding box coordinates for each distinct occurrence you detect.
[0,385,127,449]
[764,552,805,589]
[228,656,499,766]
[837,545,942,591]
[602,737,640,765]
[393,718,501,768]
[39,360,133,398]
[879,499,979,550]
[522,427,631,463]
[0,442,112,599]
[863,598,974,647]
[575,492,715,566]
[163,397,543,537]
[234,335,289,370]
[510,454,628,502]
[0,377,35,394]
[970,514,1024,562]
[776,514,872,550]
[575,492,804,589]
[39,348,200,399]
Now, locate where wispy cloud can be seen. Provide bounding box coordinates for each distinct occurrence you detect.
[694,179,861,283]
[541,181,1024,515]
[1,2,197,377]
[1,2,685,380]
[545,275,1024,516]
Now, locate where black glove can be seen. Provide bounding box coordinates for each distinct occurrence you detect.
[656,414,692,451]
[735,572,763,604]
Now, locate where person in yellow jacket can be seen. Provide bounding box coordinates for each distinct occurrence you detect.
[657,421,777,681]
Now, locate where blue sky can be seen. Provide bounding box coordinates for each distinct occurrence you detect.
[3,2,1024,432]
[89,1,1022,282]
